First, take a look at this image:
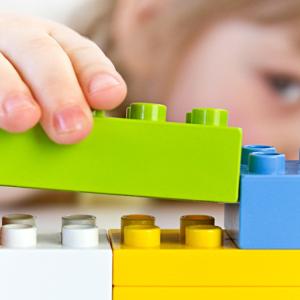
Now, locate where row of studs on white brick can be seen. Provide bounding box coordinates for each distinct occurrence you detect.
[1,213,99,248]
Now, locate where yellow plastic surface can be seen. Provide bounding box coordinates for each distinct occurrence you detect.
[109,229,300,287]
[121,215,155,241]
[114,287,300,300]
[180,215,214,242]
[124,225,160,248]
[185,225,222,248]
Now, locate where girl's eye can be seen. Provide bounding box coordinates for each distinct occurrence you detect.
[269,75,300,104]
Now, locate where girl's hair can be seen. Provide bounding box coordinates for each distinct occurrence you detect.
[93,0,300,113]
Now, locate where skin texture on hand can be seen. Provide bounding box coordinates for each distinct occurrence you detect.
[0,13,127,144]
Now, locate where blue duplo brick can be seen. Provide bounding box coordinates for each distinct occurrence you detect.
[225,145,300,249]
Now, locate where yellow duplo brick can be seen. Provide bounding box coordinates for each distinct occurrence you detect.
[185,225,222,248]
[113,287,300,300]
[124,225,160,248]
[121,214,155,241]
[110,215,300,287]
[180,215,214,242]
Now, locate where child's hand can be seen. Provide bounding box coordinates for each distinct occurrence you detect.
[0,14,127,144]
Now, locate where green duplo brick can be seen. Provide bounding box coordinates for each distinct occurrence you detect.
[0,103,242,203]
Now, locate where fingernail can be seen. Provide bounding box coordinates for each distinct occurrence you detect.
[53,106,90,134]
[2,96,36,115]
[89,74,120,94]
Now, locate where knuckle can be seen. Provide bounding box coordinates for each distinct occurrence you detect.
[67,38,99,54]
[65,41,115,70]
[26,35,60,53]
[80,38,99,50]
[67,44,96,57]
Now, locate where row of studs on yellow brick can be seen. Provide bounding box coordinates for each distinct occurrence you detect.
[121,214,222,249]
[0,213,222,249]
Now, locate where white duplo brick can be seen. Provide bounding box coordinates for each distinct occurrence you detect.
[0,229,112,300]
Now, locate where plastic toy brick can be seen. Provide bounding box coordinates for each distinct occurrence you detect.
[110,214,300,287]
[114,287,300,300]
[225,144,300,249]
[0,103,242,203]
[0,214,112,300]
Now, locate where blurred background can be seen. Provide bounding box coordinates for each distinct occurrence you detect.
[0,0,299,230]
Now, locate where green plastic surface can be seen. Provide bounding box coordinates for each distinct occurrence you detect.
[127,103,166,121]
[0,103,242,202]
[190,108,228,126]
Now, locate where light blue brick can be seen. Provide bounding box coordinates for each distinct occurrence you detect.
[225,145,300,249]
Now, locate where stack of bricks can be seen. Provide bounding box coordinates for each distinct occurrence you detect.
[0,103,300,299]
[2,213,300,300]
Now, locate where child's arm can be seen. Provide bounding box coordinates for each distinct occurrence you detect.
[0,13,127,144]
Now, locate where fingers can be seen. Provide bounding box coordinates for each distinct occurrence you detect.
[0,18,127,144]
[50,26,127,110]
[0,53,41,132]
[0,32,93,144]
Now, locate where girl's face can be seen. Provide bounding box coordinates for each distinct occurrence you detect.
[166,20,300,159]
